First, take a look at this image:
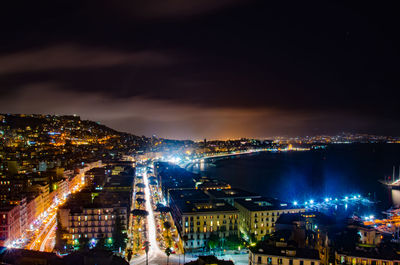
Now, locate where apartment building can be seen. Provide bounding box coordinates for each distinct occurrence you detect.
[58,190,130,244]
[235,197,305,241]
[169,189,239,249]
[0,204,21,246]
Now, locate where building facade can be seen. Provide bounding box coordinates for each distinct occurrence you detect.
[235,198,305,241]
[249,246,320,265]
[169,189,239,249]
[0,205,21,246]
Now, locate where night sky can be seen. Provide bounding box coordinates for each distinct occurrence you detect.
[0,1,399,139]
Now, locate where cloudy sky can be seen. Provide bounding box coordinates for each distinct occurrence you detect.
[0,1,399,139]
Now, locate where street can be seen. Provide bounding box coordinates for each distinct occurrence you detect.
[130,162,246,265]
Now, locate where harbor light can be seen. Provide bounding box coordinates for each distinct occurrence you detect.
[293,201,298,206]
[324,198,329,202]
[310,200,314,204]
[344,196,348,200]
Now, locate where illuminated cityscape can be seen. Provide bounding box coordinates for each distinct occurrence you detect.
[1,1,400,265]
[0,114,399,265]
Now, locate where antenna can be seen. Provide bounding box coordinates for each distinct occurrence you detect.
[393,166,396,182]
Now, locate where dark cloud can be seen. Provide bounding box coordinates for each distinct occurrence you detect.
[0,1,399,138]
[0,45,174,74]
[110,0,245,19]
[0,86,380,139]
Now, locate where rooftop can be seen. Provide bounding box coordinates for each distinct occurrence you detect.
[169,189,210,202]
[251,246,320,260]
[103,175,134,188]
[206,188,261,200]
[337,246,400,261]
[60,190,131,213]
[169,189,238,213]
[235,197,301,212]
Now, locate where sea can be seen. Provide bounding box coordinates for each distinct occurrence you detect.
[189,144,400,218]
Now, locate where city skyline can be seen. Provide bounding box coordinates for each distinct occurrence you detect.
[1,1,399,139]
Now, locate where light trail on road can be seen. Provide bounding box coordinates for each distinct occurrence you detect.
[143,169,163,256]
[40,220,56,252]
[29,213,56,250]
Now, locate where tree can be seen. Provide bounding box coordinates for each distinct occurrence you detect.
[136,198,146,208]
[95,237,108,250]
[156,206,170,221]
[78,237,90,250]
[250,233,257,244]
[225,235,244,250]
[164,221,172,231]
[136,183,146,189]
[149,180,157,186]
[113,214,127,251]
[131,209,148,223]
[165,247,172,265]
[182,234,189,264]
[164,221,172,247]
[127,249,133,262]
[54,211,67,252]
[207,233,220,251]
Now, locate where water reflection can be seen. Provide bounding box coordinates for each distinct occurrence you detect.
[200,159,205,171]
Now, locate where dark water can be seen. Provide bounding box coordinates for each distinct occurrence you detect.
[193,144,400,214]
